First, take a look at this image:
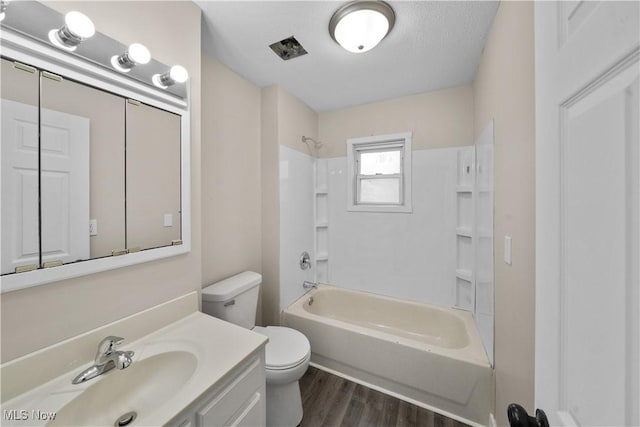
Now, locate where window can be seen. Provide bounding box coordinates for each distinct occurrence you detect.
[347,132,412,213]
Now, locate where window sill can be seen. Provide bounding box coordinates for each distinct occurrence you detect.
[347,204,413,213]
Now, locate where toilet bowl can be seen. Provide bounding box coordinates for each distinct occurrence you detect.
[253,326,310,426]
[201,271,311,427]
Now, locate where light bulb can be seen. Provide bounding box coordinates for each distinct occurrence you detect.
[65,11,95,39]
[169,65,188,83]
[0,0,8,22]
[334,9,389,53]
[111,43,151,73]
[128,43,151,65]
[152,65,188,88]
[48,11,95,51]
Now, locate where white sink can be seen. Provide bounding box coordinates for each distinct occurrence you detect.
[48,351,197,426]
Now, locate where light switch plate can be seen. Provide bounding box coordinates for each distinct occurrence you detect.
[504,235,512,265]
[164,214,173,227]
[89,219,98,236]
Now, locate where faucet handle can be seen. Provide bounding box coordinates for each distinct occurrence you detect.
[95,336,124,363]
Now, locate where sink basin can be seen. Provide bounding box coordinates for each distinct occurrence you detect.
[48,351,197,427]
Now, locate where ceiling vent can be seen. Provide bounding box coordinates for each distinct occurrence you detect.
[269,36,308,61]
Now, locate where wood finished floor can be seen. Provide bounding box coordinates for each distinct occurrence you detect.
[299,367,470,427]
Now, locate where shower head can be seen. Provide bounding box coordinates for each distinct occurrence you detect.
[302,135,322,148]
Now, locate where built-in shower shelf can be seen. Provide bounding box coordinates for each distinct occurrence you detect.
[455,269,473,282]
[314,158,329,284]
[456,227,472,237]
[477,228,492,238]
[316,253,329,261]
[456,186,473,193]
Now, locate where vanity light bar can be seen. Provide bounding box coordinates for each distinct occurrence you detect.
[3,2,189,97]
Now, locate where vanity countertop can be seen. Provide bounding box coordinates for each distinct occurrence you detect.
[0,294,267,427]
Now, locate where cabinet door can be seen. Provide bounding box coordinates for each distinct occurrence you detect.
[196,357,265,426]
[1,59,39,274]
[226,392,263,427]
[125,101,181,251]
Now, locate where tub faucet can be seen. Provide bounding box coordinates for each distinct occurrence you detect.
[72,336,134,384]
[303,281,317,290]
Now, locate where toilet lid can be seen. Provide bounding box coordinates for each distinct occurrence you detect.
[253,326,310,370]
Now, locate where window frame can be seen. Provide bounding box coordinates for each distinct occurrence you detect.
[347,132,412,213]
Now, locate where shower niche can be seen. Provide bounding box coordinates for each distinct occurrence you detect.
[455,121,494,364]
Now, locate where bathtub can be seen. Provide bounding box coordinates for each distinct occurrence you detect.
[283,284,493,426]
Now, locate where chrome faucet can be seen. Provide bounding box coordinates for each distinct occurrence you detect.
[303,281,317,290]
[72,336,134,384]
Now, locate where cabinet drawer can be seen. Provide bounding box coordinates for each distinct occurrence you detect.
[197,357,263,426]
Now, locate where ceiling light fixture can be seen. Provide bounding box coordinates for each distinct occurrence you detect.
[0,0,10,22]
[48,11,95,51]
[111,43,151,73]
[329,1,395,53]
[152,65,189,89]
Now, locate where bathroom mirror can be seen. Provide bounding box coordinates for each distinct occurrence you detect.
[40,68,126,262]
[0,11,191,292]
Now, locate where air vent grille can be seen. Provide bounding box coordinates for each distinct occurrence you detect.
[269,36,308,61]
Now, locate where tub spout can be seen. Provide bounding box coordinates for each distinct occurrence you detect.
[303,281,317,290]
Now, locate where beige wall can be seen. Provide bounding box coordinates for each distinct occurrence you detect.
[201,55,262,291]
[1,1,202,363]
[260,86,280,326]
[473,2,535,424]
[318,85,474,158]
[277,86,319,156]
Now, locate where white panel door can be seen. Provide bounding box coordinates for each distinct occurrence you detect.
[40,107,90,266]
[535,2,639,426]
[1,99,90,274]
[1,100,40,274]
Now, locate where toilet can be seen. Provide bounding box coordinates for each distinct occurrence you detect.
[202,271,310,427]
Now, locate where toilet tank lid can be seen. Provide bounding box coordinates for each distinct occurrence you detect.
[202,271,262,302]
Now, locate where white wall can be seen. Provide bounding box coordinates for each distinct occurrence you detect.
[279,146,315,310]
[327,147,459,306]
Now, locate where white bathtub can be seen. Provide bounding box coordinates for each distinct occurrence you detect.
[283,284,493,426]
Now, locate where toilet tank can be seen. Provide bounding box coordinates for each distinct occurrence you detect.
[202,271,261,329]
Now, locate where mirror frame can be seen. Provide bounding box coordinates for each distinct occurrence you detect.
[0,28,191,293]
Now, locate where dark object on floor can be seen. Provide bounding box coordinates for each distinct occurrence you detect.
[299,366,470,427]
[507,403,549,427]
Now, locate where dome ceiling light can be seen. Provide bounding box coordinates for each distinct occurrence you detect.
[329,1,395,53]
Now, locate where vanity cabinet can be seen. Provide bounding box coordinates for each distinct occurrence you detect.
[169,352,266,427]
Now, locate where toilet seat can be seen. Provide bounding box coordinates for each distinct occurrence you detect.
[253,326,310,370]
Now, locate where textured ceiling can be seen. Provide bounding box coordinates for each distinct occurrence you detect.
[197,1,499,112]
